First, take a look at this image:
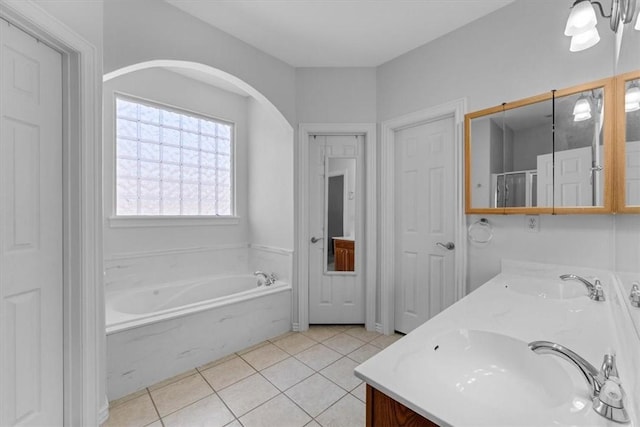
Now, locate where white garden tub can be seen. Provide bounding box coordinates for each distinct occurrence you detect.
[106,274,291,399]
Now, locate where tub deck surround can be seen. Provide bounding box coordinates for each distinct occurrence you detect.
[106,275,292,400]
[355,261,640,426]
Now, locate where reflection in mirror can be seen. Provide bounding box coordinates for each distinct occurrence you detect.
[625,78,640,205]
[502,100,553,208]
[469,109,505,209]
[554,87,605,207]
[325,158,356,273]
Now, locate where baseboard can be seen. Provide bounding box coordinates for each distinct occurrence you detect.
[375,323,383,334]
[97,401,109,426]
[292,322,300,332]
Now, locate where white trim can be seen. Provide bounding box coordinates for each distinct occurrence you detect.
[375,323,383,334]
[249,244,294,256]
[108,216,240,228]
[106,243,249,262]
[292,322,300,332]
[297,123,377,332]
[379,99,467,335]
[0,1,103,425]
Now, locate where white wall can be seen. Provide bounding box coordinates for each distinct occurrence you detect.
[104,0,296,126]
[376,0,632,292]
[102,68,261,299]
[247,98,294,250]
[296,67,377,123]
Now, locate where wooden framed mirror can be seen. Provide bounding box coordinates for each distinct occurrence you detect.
[465,77,614,214]
[616,69,640,213]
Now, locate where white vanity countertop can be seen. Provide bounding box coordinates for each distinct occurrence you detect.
[355,262,638,427]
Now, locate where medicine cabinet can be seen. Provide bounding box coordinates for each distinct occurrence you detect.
[465,77,614,214]
[616,69,640,213]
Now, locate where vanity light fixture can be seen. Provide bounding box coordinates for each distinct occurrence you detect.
[573,94,592,121]
[625,81,640,112]
[565,0,637,52]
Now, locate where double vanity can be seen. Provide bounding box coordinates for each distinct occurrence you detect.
[355,260,640,426]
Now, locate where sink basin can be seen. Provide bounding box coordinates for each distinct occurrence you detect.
[502,277,586,300]
[393,330,585,425]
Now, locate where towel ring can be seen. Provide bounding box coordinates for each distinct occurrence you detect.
[468,218,493,245]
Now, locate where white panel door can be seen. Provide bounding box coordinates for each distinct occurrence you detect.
[538,146,593,207]
[0,20,63,426]
[394,118,455,334]
[309,135,364,324]
[626,141,640,205]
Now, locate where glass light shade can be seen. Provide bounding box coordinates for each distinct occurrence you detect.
[573,96,592,122]
[570,27,601,52]
[565,0,598,36]
[626,84,640,112]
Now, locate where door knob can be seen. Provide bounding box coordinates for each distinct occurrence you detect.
[436,242,455,250]
[310,236,323,243]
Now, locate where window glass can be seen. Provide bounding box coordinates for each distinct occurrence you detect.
[115,96,234,216]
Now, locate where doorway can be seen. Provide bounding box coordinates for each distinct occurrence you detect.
[379,100,467,335]
[297,124,376,332]
[0,3,103,425]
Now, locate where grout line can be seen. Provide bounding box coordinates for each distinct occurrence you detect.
[145,388,163,424]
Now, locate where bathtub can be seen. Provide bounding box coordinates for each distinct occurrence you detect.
[106,274,292,400]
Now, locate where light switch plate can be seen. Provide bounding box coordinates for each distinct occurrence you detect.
[526,215,539,233]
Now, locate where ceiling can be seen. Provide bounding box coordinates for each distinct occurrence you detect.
[164,0,516,68]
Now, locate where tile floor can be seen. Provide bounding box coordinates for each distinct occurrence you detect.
[104,325,403,427]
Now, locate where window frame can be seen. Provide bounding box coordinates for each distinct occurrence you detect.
[109,92,239,227]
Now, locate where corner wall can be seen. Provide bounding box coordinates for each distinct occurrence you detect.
[376,0,629,292]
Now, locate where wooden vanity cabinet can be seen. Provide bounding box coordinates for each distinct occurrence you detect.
[366,385,439,427]
[333,238,354,271]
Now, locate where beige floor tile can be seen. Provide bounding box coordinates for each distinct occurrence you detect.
[148,369,198,391]
[295,344,342,371]
[149,373,213,417]
[343,326,381,342]
[162,394,235,427]
[217,373,280,417]
[370,333,404,349]
[285,374,346,417]
[272,333,316,355]
[305,421,322,427]
[301,326,341,343]
[237,340,270,355]
[239,394,311,427]
[201,356,256,391]
[224,420,242,427]
[269,330,296,342]
[319,357,362,391]
[109,388,149,410]
[347,344,381,363]
[241,342,289,370]
[103,393,159,427]
[145,421,163,427]
[198,353,238,371]
[350,382,366,402]
[322,334,365,355]
[261,357,314,391]
[316,393,365,427]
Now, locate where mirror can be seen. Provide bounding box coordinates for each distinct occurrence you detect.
[466,95,554,213]
[553,86,608,208]
[325,158,356,273]
[617,72,640,211]
[465,78,614,214]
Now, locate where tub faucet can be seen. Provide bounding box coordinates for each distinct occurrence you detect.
[560,274,605,301]
[254,271,276,286]
[529,341,629,423]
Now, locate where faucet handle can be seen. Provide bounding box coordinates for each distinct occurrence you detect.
[630,283,640,308]
[600,354,619,379]
[591,280,605,301]
[269,273,278,281]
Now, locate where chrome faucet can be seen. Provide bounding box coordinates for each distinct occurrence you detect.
[559,274,605,301]
[529,341,629,423]
[254,271,277,286]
